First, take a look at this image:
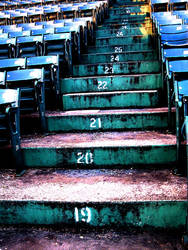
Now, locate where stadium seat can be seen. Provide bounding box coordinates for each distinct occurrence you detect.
[26,55,61,108]
[6,68,46,132]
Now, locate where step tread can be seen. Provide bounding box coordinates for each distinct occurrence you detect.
[63,73,161,80]
[21,131,176,148]
[73,60,159,66]
[46,107,171,117]
[0,169,186,201]
[63,90,158,96]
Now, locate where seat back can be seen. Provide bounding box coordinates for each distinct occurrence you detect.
[6,68,46,131]
[27,55,61,108]
[16,36,43,58]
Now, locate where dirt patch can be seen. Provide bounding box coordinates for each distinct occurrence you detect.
[0,228,185,250]
[0,169,186,201]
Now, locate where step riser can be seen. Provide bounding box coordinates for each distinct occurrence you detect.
[61,74,162,93]
[81,52,157,64]
[87,44,153,53]
[95,27,152,37]
[95,36,152,46]
[73,61,160,76]
[62,91,159,110]
[47,112,170,132]
[22,145,176,167]
[0,201,186,230]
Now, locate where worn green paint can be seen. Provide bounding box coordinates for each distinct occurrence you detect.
[104,18,151,25]
[107,13,148,21]
[81,51,157,64]
[95,27,152,37]
[73,61,160,77]
[109,6,150,14]
[88,43,153,53]
[97,23,152,30]
[62,90,159,110]
[115,0,149,5]
[22,145,176,167]
[47,110,170,132]
[61,74,162,93]
[0,201,186,229]
[95,35,152,46]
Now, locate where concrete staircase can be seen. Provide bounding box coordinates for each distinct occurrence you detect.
[0,0,187,237]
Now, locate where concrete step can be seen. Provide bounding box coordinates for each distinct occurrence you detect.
[61,74,162,93]
[15,131,177,167]
[97,22,152,30]
[87,43,153,53]
[107,13,149,21]
[109,5,150,14]
[0,169,186,228]
[95,35,152,46]
[46,108,172,132]
[95,26,152,37]
[62,90,160,110]
[72,61,160,77]
[103,17,151,24]
[114,0,149,5]
[0,229,185,249]
[80,51,157,64]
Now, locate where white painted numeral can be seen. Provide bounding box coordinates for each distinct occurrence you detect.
[104,66,114,74]
[116,31,123,37]
[98,80,108,90]
[90,118,102,128]
[74,207,91,223]
[114,47,122,53]
[121,26,127,30]
[111,55,119,62]
[77,152,93,164]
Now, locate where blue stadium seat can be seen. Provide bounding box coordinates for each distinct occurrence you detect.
[0,88,23,175]
[16,35,43,57]
[0,38,16,58]
[43,33,72,76]
[26,55,61,108]
[0,58,26,71]
[6,68,46,132]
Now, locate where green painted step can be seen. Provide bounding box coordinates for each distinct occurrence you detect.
[95,26,152,37]
[107,13,148,21]
[80,51,157,64]
[0,201,186,230]
[72,61,161,76]
[103,17,150,24]
[109,5,150,14]
[46,108,171,132]
[97,22,152,30]
[95,35,152,46]
[61,74,162,93]
[19,131,176,167]
[87,43,153,53]
[62,90,159,110]
[114,0,149,5]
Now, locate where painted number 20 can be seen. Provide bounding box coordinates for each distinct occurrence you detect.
[77,152,93,164]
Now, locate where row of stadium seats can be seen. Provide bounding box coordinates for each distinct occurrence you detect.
[151,7,188,166]
[151,0,188,12]
[0,1,108,25]
[0,0,109,175]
